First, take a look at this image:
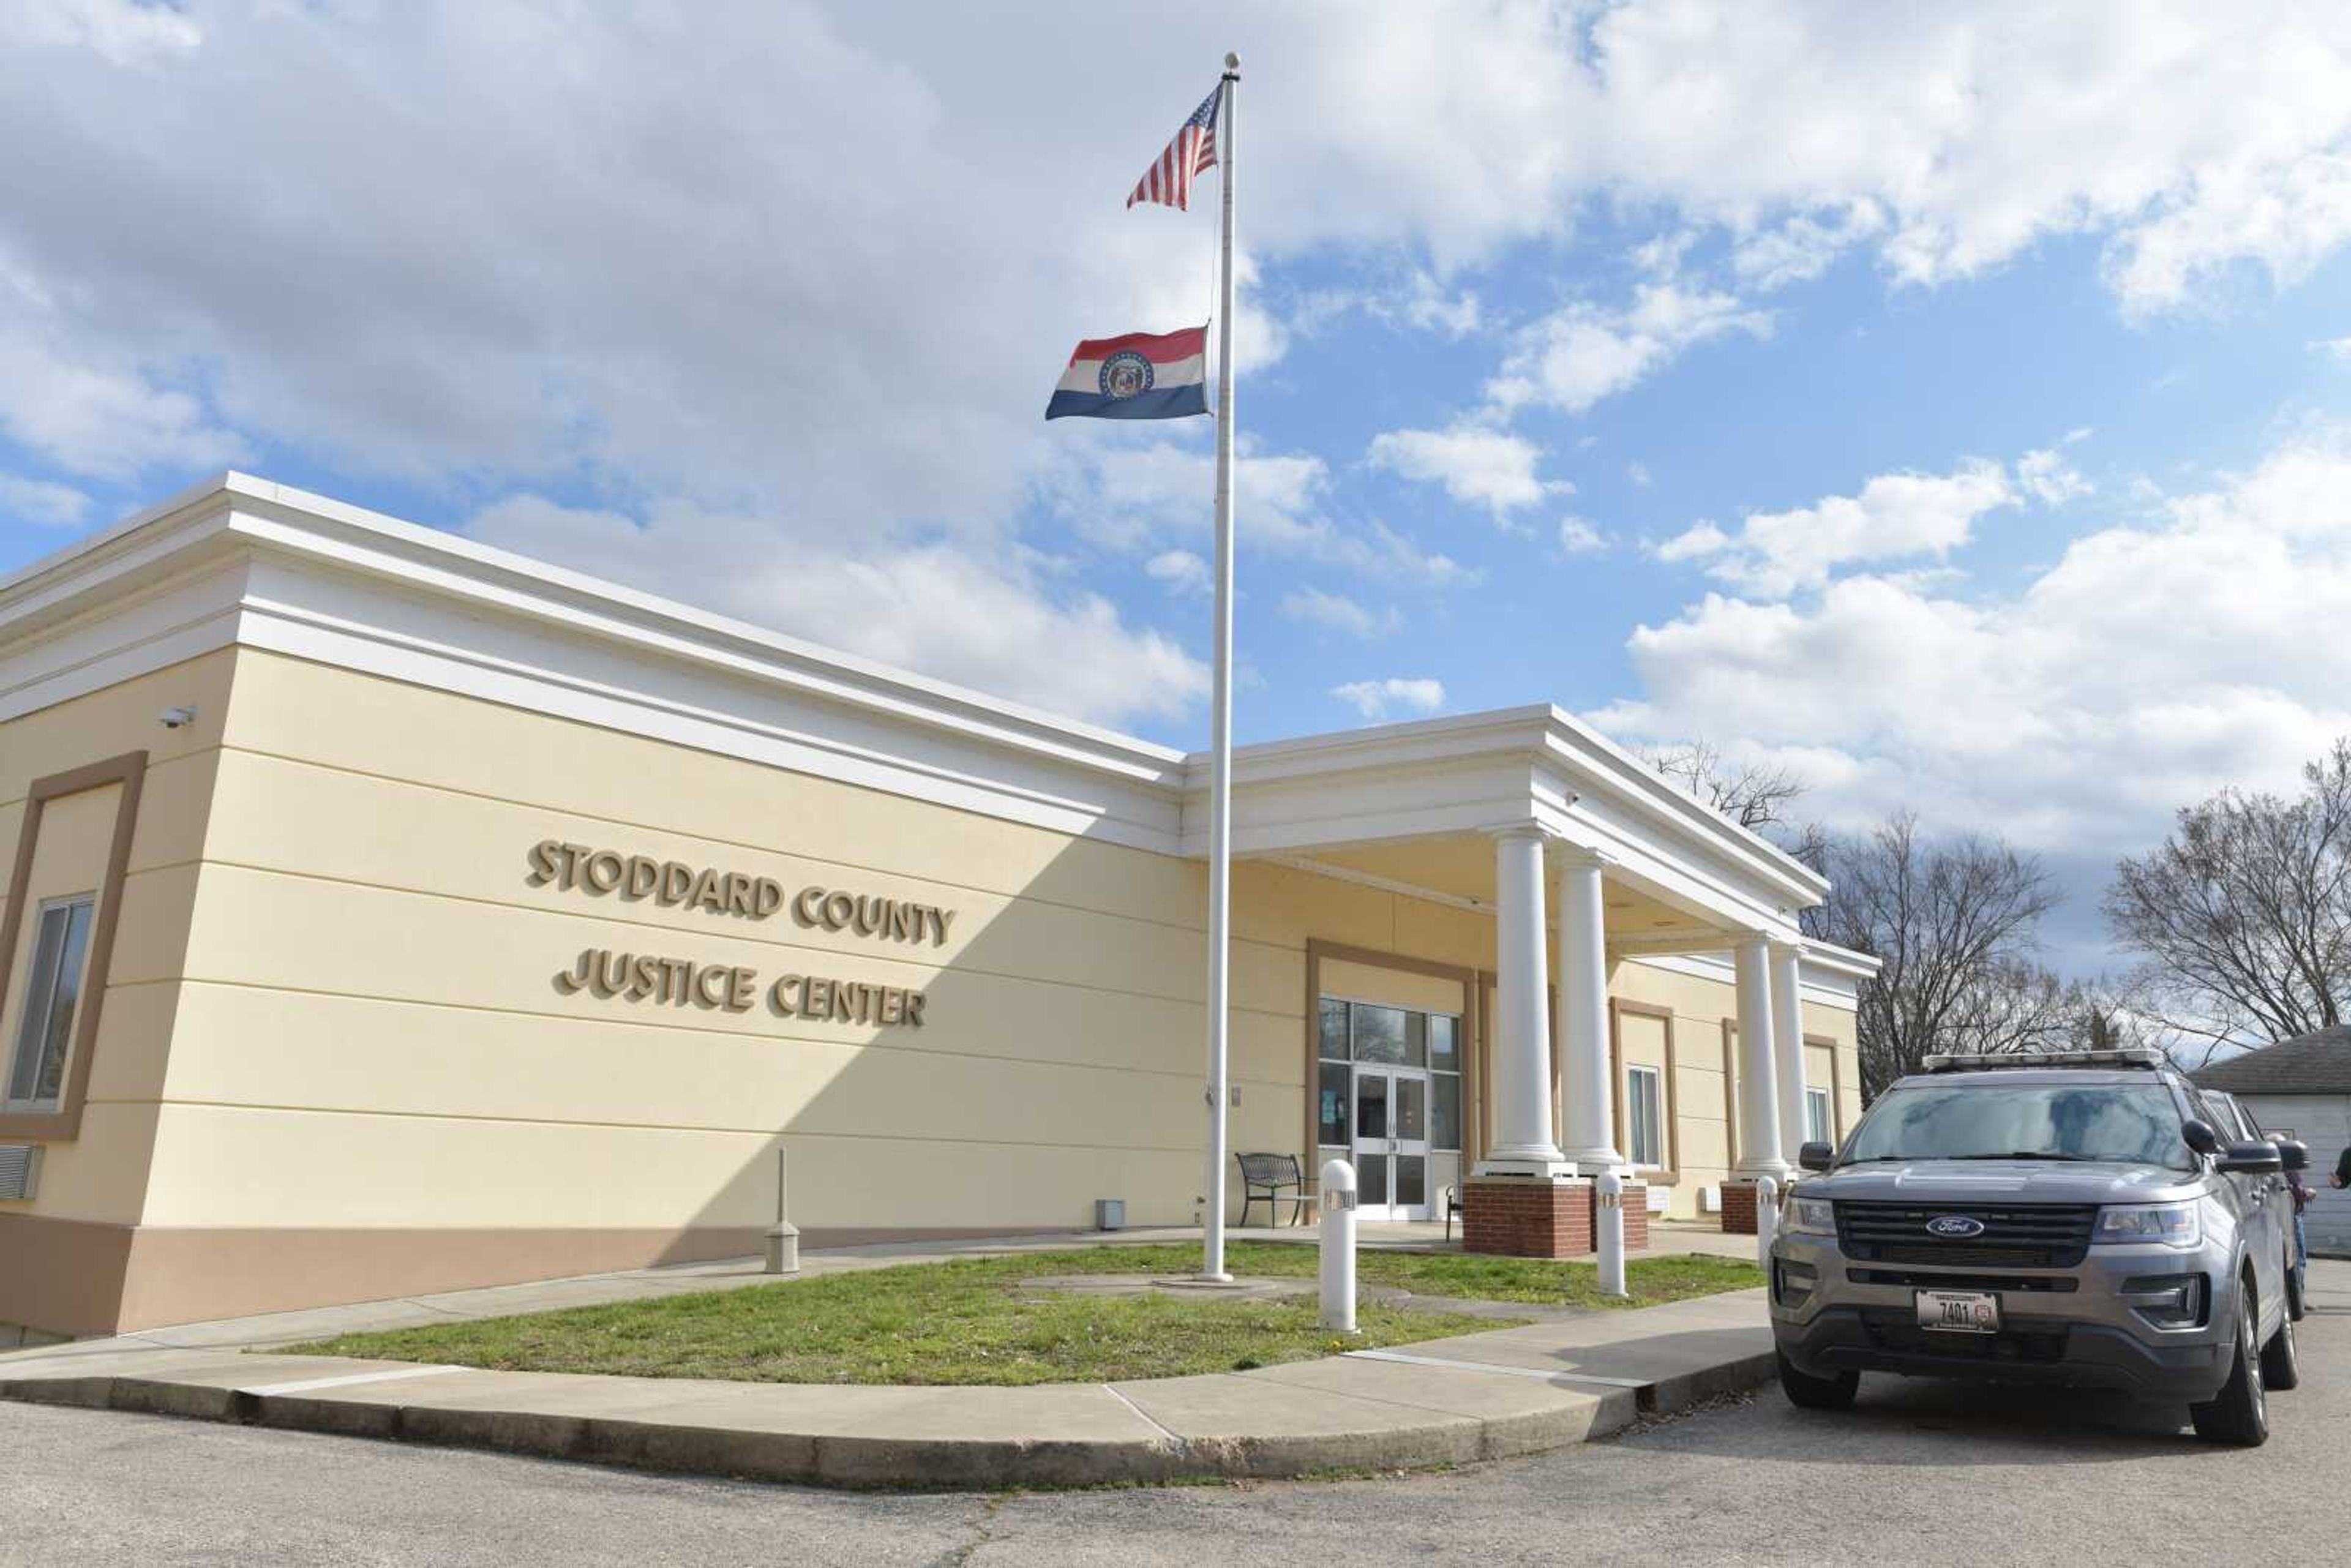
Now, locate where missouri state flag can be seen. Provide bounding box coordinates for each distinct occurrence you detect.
[1044,326,1209,420]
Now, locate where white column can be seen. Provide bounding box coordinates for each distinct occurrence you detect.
[1478,827,1569,1174]
[1732,936,1788,1180]
[1554,846,1621,1169]
[1769,941,1809,1163]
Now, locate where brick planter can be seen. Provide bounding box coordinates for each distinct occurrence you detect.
[1461,1177,1593,1258]
[1460,1177,1653,1258]
[1608,1182,1651,1252]
[1720,1180,1762,1236]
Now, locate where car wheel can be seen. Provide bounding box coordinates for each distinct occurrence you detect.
[2260,1302,2301,1392]
[1777,1349,1859,1411]
[2285,1249,2307,1323]
[2189,1279,2270,1446]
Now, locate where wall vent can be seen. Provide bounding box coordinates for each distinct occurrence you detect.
[0,1144,38,1202]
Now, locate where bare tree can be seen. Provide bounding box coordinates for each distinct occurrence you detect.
[2103,738,2351,1054]
[1640,737,1809,831]
[1808,813,2068,1097]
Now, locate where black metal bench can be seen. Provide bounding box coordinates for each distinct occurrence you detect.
[1236,1152,1316,1227]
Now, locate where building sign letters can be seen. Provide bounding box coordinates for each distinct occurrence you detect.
[529,839,951,1027]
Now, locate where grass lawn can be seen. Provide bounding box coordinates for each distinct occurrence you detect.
[285,1246,1758,1387]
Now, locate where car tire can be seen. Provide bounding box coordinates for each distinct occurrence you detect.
[2285,1250,2306,1323]
[1777,1350,1859,1411]
[2189,1280,2270,1447]
[2260,1303,2301,1392]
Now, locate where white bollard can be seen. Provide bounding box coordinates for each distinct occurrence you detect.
[1596,1169,1629,1297]
[1753,1174,1779,1272]
[1319,1157,1357,1335]
[763,1144,801,1275]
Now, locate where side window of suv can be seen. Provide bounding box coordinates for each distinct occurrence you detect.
[2184,1089,2233,1139]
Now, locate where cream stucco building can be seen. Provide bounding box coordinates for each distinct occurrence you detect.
[0,475,1876,1338]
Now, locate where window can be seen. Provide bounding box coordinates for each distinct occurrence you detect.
[1318,999,1463,1153]
[6,896,96,1111]
[1805,1087,1832,1146]
[1430,1014,1461,1153]
[1625,1064,1663,1168]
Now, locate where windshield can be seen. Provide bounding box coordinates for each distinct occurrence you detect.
[1840,1081,2192,1169]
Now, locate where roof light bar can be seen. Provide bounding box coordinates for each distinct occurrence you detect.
[1922,1048,2165,1073]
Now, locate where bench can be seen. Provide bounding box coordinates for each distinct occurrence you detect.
[1236,1152,1316,1227]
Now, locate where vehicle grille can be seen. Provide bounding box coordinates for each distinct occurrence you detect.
[1835,1201,2097,1269]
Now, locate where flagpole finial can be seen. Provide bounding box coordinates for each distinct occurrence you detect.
[1224,51,1240,72]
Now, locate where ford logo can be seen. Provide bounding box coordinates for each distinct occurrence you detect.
[1927,1215,1987,1239]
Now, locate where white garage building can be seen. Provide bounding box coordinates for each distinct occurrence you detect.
[2194,1029,2351,1258]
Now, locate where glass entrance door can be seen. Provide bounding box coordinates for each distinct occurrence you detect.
[1352,1066,1431,1221]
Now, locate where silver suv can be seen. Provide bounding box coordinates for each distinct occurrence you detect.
[1768,1049,2308,1445]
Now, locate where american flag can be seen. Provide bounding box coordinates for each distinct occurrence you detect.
[1126,84,1223,211]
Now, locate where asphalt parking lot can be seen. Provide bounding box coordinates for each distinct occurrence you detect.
[6,1259,2345,1567]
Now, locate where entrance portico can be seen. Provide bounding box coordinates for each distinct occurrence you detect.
[1212,706,1865,1257]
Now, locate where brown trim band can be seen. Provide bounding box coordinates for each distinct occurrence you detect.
[1804,1031,1845,1143]
[0,1214,1086,1338]
[1302,939,1478,1169]
[1609,996,1682,1186]
[0,750,147,1142]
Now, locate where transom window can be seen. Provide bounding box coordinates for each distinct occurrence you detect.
[1317,998,1462,1153]
[6,895,97,1112]
[1625,1063,1664,1168]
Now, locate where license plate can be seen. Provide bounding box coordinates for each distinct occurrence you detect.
[1916,1289,2001,1334]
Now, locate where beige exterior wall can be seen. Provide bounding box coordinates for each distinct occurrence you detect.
[0,642,1861,1332]
[1605,959,1862,1220]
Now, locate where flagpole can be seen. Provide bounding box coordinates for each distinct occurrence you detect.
[1200,50,1240,1285]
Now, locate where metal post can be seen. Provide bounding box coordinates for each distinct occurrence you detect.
[1199,51,1240,1285]
[1596,1168,1628,1298]
[763,1144,800,1275]
[1753,1174,1779,1273]
[1320,1157,1357,1334]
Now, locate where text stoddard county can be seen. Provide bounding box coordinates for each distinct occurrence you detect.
[528,839,955,1027]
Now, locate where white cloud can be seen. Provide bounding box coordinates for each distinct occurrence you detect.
[1367,423,1559,519]
[1,0,201,69]
[470,493,1205,730]
[1281,587,1397,639]
[1627,462,1652,489]
[2017,447,2093,507]
[1053,437,1475,587]
[1658,459,2017,596]
[2314,336,2351,366]
[1558,516,1611,555]
[1486,282,1773,415]
[1330,677,1447,721]
[1590,424,2351,856]
[0,473,92,528]
[1144,548,1210,596]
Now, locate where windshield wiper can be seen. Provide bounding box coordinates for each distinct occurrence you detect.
[1947,1152,2092,1161]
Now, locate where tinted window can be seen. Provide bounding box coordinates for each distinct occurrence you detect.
[1841,1081,2192,1170]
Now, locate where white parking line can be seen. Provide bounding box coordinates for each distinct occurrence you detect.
[1343,1348,1651,1389]
[236,1365,470,1397]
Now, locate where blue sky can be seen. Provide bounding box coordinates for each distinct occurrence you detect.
[9,2,2351,973]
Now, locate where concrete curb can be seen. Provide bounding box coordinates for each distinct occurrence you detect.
[0,1370,1697,1489]
[0,1357,1771,1490]
[0,1291,1780,1489]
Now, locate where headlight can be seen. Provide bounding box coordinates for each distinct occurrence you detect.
[2093,1201,2201,1248]
[1781,1195,1836,1236]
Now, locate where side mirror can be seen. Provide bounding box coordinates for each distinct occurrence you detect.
[2277,1139,2310,1172]
[2216,1139,2284,1175]
[1798,1141,1835,1172]
[2182,1119,2221,1157]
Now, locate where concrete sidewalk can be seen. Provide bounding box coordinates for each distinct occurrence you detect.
[0,1226,1774,1488]
[0,1290,1772,1488]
